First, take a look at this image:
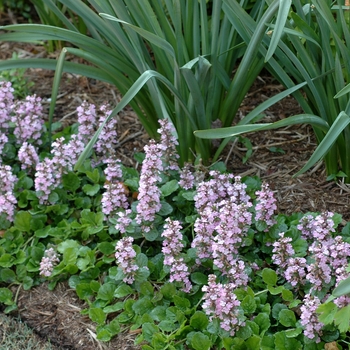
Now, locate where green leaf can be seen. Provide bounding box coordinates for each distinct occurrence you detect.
[97,242,115,255]
[158,320,177,332]
[294,112,350,177]
[0,288,13,305]
[182,191,195,201]
[189,332,211,350]
[246,334,262,349]
[272,303,288,320]
[76,283,94,300]
[160,180,179,197]
[0,254,15,268]
[86,168,100,183]
[114,284,134,298]
[190,311,209,331]
[97,283,116,302]
[158,201,173,216]
[0,269,16,283]
[190,272,208,285]
[254,313,270,336]
[132,298,153,315]
[103,302,124,314]
[332,275,350,298]
[268,285,284,295]
[281,289,294,302]
[142,322,159,343]
[242,295,257,314]
[284,328,303,338]
[265,0,292,62]
[278,309,296,327]
[274,331,301,350]
[83,183,100,196]
[334,305,350,333]
[62,172,81,192]
[317,302,338,325]
[143,228,160,242]
[173,295,191,310]
[262,268,277,286]
[89,307,107,325]
[14,211,31,232]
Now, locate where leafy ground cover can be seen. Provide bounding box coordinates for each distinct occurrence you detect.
[1,41,350,350]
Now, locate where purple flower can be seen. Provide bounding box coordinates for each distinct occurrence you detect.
[18,142,39,171]
[0,132,8,156]
[300,293,323,342]
[213,201,252,280]
[179,163,195,190]
[0,164,17,222]
[35,158,61,204]
[202,275,245,336]
[95,104,118,161]
[115,237,140,284]
[115,209,133,234]
[297,212,335,241]
[101,159,129,218]
[161,218,191,292]
[0,81,14,130]
[255,182,277,230]
[157,118,179,171]
[135,140,163,232]
[39,248,60,277]
[11,94,44,144]
[76,101,98,143]
[284,257,307,287]
[271,232,294,270]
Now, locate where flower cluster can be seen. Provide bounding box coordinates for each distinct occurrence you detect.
[95,104,118,162]
[34,136,85,204]
[76,101,118,163]
[18,142,39,171]
[0,81,14,130]
[101,158,129,218]
[300,294,323,343]
[135,140,163,232]
[39,248,60,277]
[76,101,98,143]
[272,211,350,340]
[255,182,277,230]
[202,275,245,336]
[161,218,191,292]
[157,118,179,171]
[213,201,251,283]
[115,237,139,284]
[0,164,17,223]
[179,163,195,190]
[11,95,44,144]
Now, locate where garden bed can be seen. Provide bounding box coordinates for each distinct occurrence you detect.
[1,39,350,350]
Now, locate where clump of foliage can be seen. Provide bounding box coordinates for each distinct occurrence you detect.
[0,0,296,165]
[196,0,350,183]
[1,81,350,349]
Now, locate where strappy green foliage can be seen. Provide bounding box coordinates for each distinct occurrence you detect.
[195,0,350,181]
[0,0,293,165]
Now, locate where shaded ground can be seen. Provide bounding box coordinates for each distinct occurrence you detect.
[1,37,350,350]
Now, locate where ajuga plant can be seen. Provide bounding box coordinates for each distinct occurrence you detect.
[1,80,350,348]
[195,0,350,182]
[0,0,302,165]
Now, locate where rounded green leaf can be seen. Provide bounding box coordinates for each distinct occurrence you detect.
[262,268,277,286]
[278,309,296,327]
[190,311,209,331]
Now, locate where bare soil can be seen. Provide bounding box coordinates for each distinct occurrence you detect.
[1,28,350,350]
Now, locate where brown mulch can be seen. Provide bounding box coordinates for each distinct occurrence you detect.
[1,36,350,350]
